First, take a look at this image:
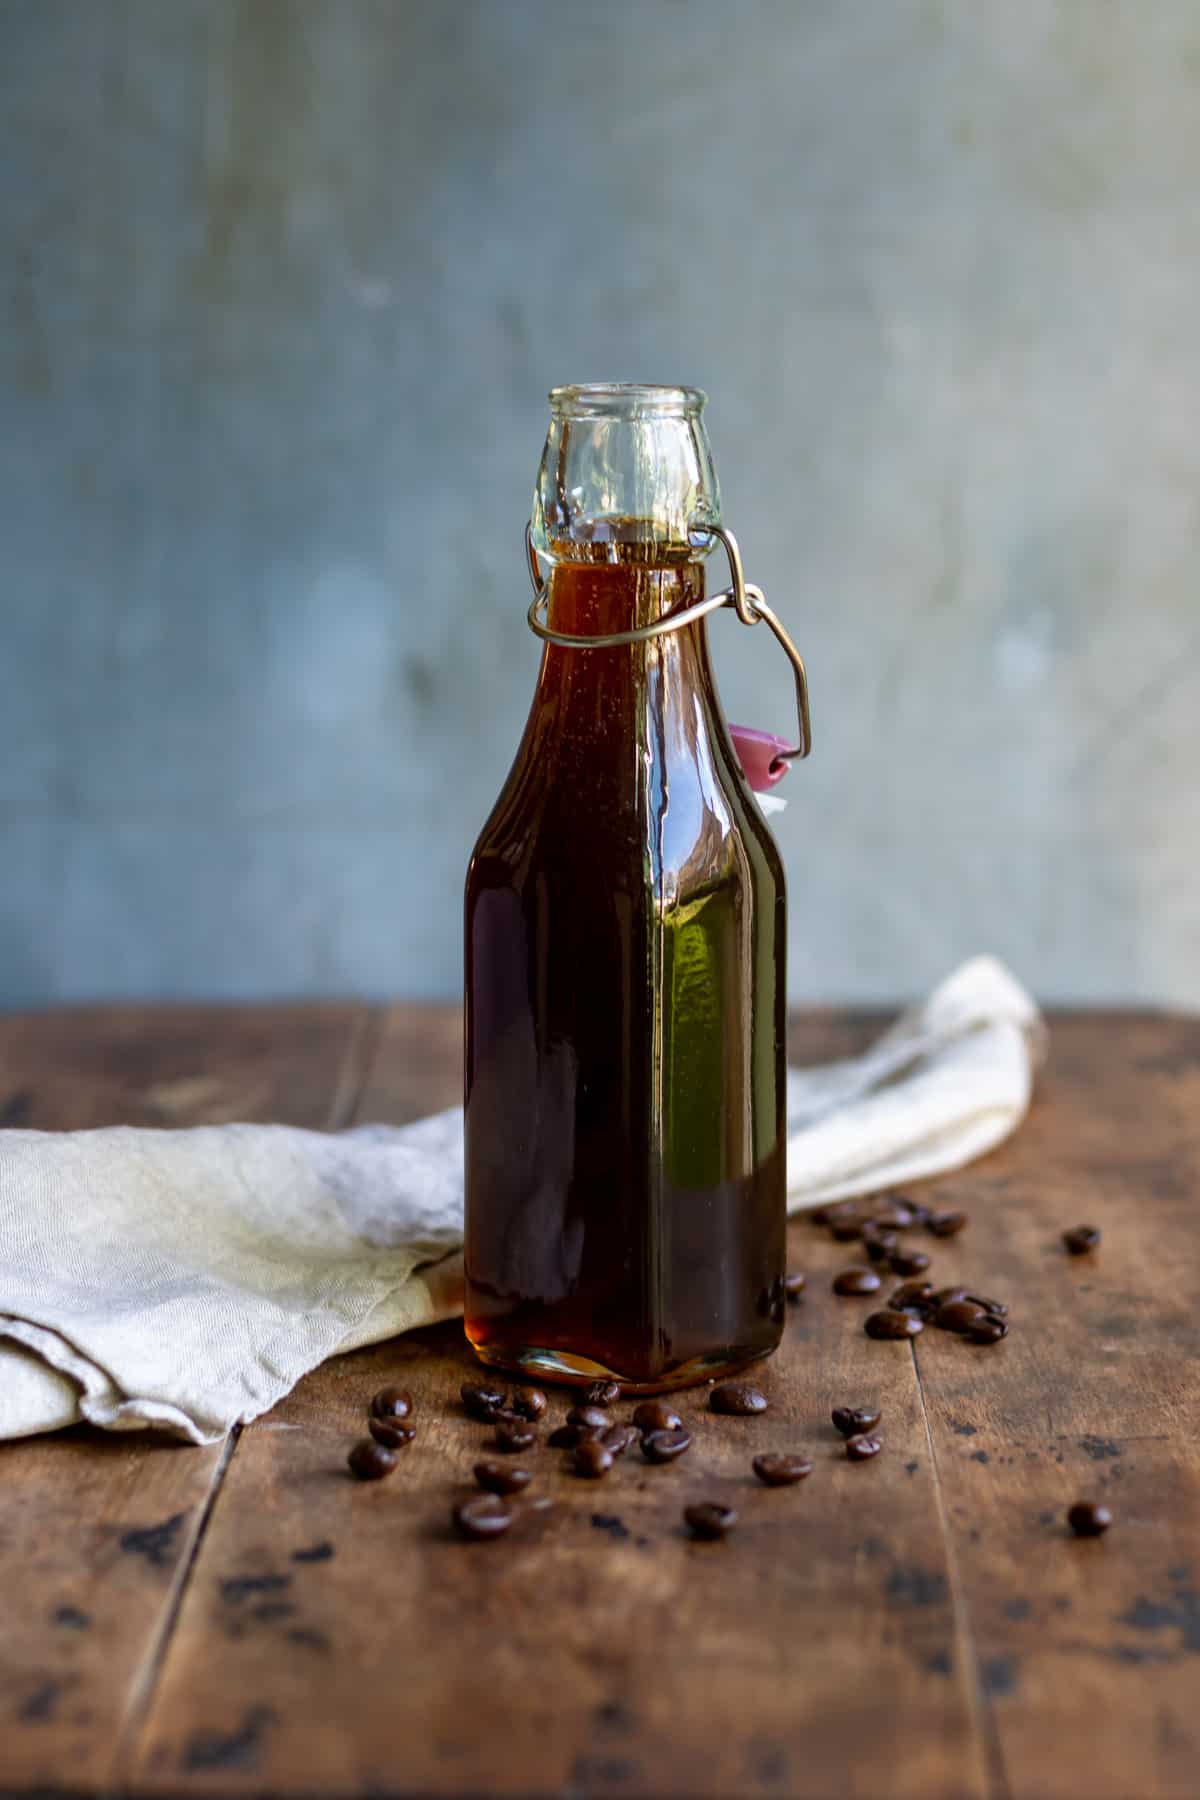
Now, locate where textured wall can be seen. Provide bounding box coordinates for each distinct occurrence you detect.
[2,0,1198,1007]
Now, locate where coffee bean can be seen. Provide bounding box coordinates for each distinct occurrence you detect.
[831,1405,881,1437]
[863,1228,899,1263]
[752,1454,813,1486]
[347,1439,397,1481]
[369,1386,413,1421]
[574,1438,615,1479]
[784,1272,807,1302]
[461,1380,506,1422]
[969,1317,1009,1345]
[632,1400,682,1433]
[567,1405,612,1433]
[509,1385,548,1420]
[865,1309,923,1339]
[547,1424,585,1449]
[495,1415,537,1453]
[584,1380,621,1407]
[1068,1500,1112,1537]
[641,1427,693,1463]
[833,1267,882,1297]
[474,1461,532,1495]
[889,1280,935,1312]
[368,1416,416,1449]
[889,1248,931,1277]
[600,1424,638,1458]
[684,1502,737,1540]
[934,1299,988,1334]
[1063,1225,1101,1256]
[453,1495,513,1540]
[965,1293,1009,1318]
[830,1218,865,1241]
[928,1210,968,1237]
[930,1286,971,1308]
[709,1384,769,1416]
[872,1200,917,1229]
[845,1433,882,1462]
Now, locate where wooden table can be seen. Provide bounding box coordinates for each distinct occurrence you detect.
[1,1003,1197,1800]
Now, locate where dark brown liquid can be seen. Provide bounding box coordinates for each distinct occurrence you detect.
[463,543,786,1391]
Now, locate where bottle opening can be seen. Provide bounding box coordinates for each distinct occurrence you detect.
[548,383,707,420]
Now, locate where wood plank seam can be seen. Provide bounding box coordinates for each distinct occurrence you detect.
[911,1341,1012,1800]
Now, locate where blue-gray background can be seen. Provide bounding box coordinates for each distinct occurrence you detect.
[3,1,1198,1009]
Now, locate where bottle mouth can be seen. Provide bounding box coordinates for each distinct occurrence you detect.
[548,383,707,420]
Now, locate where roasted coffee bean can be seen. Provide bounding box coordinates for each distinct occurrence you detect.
[873,1200,917,1229]
[584,1380,621,1407]
[474,1461,532,1496]
[934,1299,988,1334]
[641,1427,693,1463]
[632,1400,683,1434]
[453,1494,513,1540]
[566,1404,613,1433]
[830,1217,865,1241]
[810,1203,835,1226]
[574,1438,615,1479]
[833,1267,882,1297]
[1063,1225,1101,1256]
[1068,1500,1112,1537]
[969,1317,1009,1345]
[600,1424,638,1458]
[928,1210,968,1237]
[495,1415,537,1453]
[370,1386,413,1420]
[965,1293,1008,1318]
[461,1380,506,1422]
[752,1453,813,1486]
[784,1272,807,1302]
[347,1439,397,1481]
[863,1229,899,1263]
[845,1433,883,1462]
[368,1416,416,1449]
[889,1280,935,1312]
[547,1423,585,1449]
[709,1383,769,1416]
[684,1502,738,1540]
[889,1248,931,1277]
[509,1385,548,1420]
[930,1285,971,1308]
[865,1309,923,1339]
[832,1405,881,1437]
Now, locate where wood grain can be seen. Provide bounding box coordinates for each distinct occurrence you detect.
[0,1003,373,1795]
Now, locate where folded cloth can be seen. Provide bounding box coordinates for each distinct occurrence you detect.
[0,956,1043,1444]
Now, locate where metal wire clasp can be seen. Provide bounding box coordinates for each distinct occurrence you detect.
[524,520,812,762]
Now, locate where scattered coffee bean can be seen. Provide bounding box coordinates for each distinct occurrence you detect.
[832,1405,881,1437]
[934,1299,988,1334]
[889,1248,931,1277]
[461,1380,506,1422]
[865,1309,923,1339]
[709,1383,769,1416]
[969,1317,1009,1345]
[633,1400,683,1434]
[684,1502,737,1540]
[1063,1225,1101,1256]
[584,1380,621,1407]
[830,1218,865,1241]
[928,1210,968,1237]
[833,1267,882,1297]
[370,1386,413,1421]
[347,1439,397,1481]
[752,1454,813,1486]
[548,1424,584,1450]
[453,1494,513,1540]
[965,1293,1009,1318]
[474,1461,532,1496]
[574,1438,615,1479]
[889,1280,935,1313]
[495,1415,537,1453]
[930,1285,971,1308]
[368,1416,416,1450]
[784,1272,807,1302]
[1068,1500,1112,1537]
[600,1424,638,1458]
[566,1404,612,1434]
[509,1385,548,1420]
[874,1199,918,1229]
[862,1228,900,1263]
[845,1433,883,1462]
[641,1427,693,1463]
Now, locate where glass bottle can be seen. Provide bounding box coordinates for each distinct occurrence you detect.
[464,384,789,1392]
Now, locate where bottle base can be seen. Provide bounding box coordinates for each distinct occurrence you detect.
[466,1336,778,1396]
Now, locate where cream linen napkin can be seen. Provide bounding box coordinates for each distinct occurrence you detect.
[0,956,1043,1444]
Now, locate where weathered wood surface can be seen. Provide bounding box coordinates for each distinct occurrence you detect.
[1,1005,1198,1799]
